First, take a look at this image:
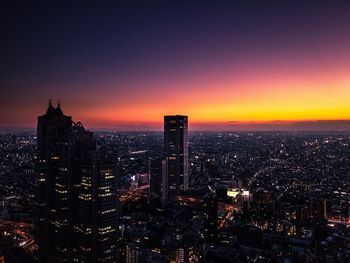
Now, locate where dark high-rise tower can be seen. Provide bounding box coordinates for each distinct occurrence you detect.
[202,193,218,244]
[164,115,189,199]
[36,100,74,263]
[148,158,163,198]
[35,101,118,263]
[77,142,118,263]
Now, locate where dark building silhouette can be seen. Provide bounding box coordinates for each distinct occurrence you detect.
[161,159,168,208]
[36,100,73,263]
[202,193,218,244]
[35,101,118,263]
[148,158,163,198]
[164,115,189,200]
[11,134,16,144]
[77,142,118,263]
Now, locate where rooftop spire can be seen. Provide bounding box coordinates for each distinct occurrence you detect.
[56,100,63,115]
[46,98,64,115]
[47,98,55,113]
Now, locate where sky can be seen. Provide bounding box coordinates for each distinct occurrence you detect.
[1,1,350,131]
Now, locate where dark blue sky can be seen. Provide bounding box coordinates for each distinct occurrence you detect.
[1,1,350,129]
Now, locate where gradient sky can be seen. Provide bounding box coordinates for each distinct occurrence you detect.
[1,1,350,130]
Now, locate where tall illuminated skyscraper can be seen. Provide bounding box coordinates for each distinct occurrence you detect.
[36,100,74,263]
[77,142,118,263]
[35,101,118,263]
[164,115,189,199]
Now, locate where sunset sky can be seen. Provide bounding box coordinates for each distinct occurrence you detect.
[1,1,350,130]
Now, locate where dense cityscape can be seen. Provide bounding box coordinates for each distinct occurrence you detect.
[2,2,350,262]
[0,103,349,262]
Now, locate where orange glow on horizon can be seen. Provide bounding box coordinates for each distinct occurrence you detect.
[75,76,350,127]
[2,52,350,129]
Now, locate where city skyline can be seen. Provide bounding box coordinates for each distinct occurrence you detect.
[1,2,350,262]
[2,1,350,130]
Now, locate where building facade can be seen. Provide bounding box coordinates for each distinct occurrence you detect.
[35,101,118,263]
[164,115,189,199]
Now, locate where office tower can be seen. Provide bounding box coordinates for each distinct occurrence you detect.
[35,101,118,263]
[176,230,199,263]
[310,198,329,222]
[161,159,168,208]
[125,243,146,263]
[148,158,163,198]
[36,100,74,263]
[164,115,189,198]
[202,193,218,244]
[77,142,118,263]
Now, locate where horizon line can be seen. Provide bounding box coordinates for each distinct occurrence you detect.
[2,119,350,132]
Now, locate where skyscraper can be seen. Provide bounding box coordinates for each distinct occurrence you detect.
[36,100,74,263]
[164,115,189,199]
[35,101,118,263]
[148,158,163,198]
[77,142,118,263]
[202,193,218,244]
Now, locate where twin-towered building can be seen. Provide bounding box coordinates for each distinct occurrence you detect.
[35,101,118,263]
